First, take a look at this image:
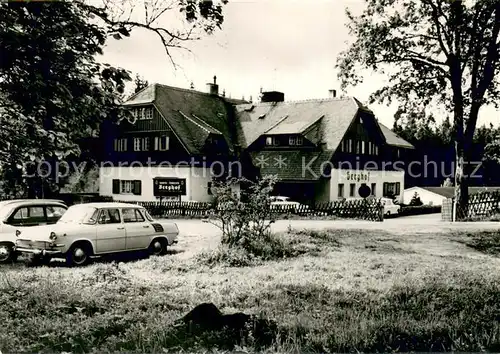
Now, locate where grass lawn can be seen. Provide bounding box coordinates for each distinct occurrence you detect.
[1,225,500,353]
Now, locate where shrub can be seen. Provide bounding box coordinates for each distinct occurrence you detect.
[206,176,279,253]
[399,205,441,216]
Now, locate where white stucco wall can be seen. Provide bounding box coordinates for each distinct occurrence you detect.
[99,166,215,202]
[403,187,446,206]
[329,169,405,203]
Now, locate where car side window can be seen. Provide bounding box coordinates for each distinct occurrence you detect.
[46,206,66,218]
[135,209,145,222]
[29,206,44,218]
[11,207,29,222]
[98,209,121,224]
[8,206,45,226]
[123,208,146,223]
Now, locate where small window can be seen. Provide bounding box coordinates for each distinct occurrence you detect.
[289,136,303,146]
[348,139,353,153]
[144,107,153,120]
[374,145,379,155]
[122,208,145,223]
[361,141,366,154]
[265,136,279,146]
[133,138,141,151]
[371,183,376,196]
[155,136,169,151]
[121,180,133,194]
[114,138,127,152]
[98,209,121,224]
[142,137,150,151]
[338,184,344,198]
[349,183,356,197]
[356,141,360,154]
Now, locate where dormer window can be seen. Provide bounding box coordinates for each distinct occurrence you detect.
[289,136,303,146]
[266,136,279,146]
[130,107,153,120]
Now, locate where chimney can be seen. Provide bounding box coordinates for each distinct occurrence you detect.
[260,91,285,103]
[206,75,219,95]
[329,89,337,98]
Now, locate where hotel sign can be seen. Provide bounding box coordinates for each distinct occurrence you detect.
[345,171,371,182]
[153,177,186,196]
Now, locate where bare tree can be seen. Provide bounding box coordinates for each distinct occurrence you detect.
[80,0,228,67]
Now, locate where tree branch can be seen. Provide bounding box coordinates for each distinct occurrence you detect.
[422,0,451,57]
[475,3,500,100]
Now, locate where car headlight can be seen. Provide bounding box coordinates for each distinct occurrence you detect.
[49,232,57,241]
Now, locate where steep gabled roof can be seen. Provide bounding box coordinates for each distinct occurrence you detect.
[122,84,246,155]
[235,97,361,151]
[378,123,415,149]
[123,85,156,106]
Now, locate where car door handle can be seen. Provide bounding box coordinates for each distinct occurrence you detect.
[143,225,150,228]
[117,227,125,230]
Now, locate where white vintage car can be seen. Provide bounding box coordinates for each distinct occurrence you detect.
[269,196,309,213]
[381,197,401,216]
[14,202,179,266]
[0,199,68,263]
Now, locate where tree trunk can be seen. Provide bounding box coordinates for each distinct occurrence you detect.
[454,147,469,220]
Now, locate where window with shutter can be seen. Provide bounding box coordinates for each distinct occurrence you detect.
[133,180,142,195]
[112,179,120,194]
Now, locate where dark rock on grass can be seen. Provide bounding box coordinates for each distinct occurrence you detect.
[176,302,277,349]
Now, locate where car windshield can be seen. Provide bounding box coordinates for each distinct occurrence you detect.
[58,205,98,224]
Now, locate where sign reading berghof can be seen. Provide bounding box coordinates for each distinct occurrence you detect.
[153,178,186,196]
[346,171,371,182]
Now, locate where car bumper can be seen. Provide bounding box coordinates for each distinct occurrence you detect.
[14,245,64,256]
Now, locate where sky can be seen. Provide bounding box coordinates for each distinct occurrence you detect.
[100,0,499,129]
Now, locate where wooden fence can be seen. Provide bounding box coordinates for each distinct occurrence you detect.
[114,200,214,218]
[114,199,384,221]
[0,196,383,221]
[452,190,500,221]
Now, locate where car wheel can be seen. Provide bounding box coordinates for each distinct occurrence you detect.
[385,211,391,216]
[0,243,17,264]
[66,243,92,267]
[148,238,168,256]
